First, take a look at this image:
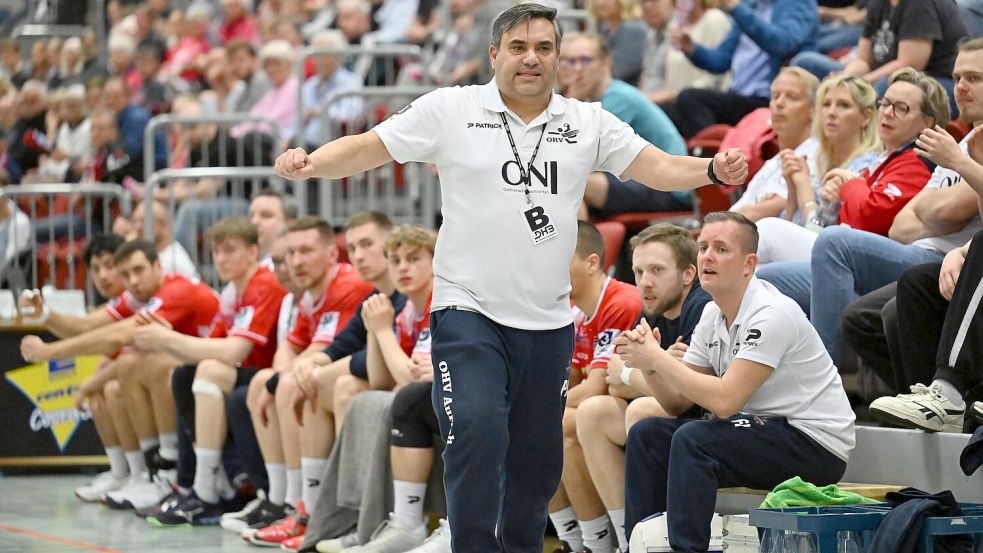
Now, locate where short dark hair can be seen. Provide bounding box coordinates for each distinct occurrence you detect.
[701,211,759,254]
[207,216,259,247]
[286,216,335,243]
[253,189,298,220]
[84,234,125,265]
[345,211,394,232]
[575,220,605,262]
[630,223,697,271]
[114,239,159,265]
[491,3,563,50]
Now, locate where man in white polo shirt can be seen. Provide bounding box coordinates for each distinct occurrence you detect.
[616,211,855,553]
[273,4,747,551]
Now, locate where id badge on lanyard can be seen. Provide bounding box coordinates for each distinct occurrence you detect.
[500,112,558,245]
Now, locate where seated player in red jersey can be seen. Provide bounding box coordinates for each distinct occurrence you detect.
[128,217,287,526]
[243,217,374,548]
[21,240,220,511]
[549,221,643,553]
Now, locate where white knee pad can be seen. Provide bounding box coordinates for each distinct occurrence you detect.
[191,378,224,398]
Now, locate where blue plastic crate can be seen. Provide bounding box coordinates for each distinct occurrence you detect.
[750,505,887,552]
[750,504,983,553]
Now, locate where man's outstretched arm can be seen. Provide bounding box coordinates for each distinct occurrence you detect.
[622,146,748,192]
[275,131,394,180]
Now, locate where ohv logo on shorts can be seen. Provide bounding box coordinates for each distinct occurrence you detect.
[501,160,559,194]
[438,361,455,445]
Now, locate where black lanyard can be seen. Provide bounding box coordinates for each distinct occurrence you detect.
[500,112,547,205]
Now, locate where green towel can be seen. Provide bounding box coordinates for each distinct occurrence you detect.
[761,476,882,508]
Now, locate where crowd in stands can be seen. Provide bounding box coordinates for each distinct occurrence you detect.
[6,0,983,552]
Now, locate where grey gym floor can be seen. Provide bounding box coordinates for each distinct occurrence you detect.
[0,475,563,553]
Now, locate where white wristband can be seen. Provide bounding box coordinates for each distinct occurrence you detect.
[620,366,635,386]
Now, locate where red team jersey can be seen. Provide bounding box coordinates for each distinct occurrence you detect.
[209,266,287,368]
[104,290,145,321]
[287,263,375,350]
[572,277,643,376]
[395,291,433,356]
[142,273,221,337]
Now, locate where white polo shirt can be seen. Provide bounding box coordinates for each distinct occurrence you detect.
[373,81,649,330]
[683,276,856,462]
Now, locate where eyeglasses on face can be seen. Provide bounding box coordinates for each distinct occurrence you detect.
[877,98,912,117]
[559,56,595,68]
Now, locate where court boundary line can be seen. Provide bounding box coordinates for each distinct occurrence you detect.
[0,523,125,553]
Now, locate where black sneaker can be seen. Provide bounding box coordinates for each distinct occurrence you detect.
[134,485,187,518]
[146,492,226,527]
[219,490,289,534]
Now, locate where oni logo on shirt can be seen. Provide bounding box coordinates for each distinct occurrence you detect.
[316,311,340,339]
[233,306,255,331]
[501,160,559,194]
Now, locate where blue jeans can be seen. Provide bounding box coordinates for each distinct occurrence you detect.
[817,23,863,53]
[792,51,846,80]
[756,261,812,314]
[959,0,983,38]
[811,226,943,366]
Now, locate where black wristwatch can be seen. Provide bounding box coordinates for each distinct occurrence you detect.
[707,160,725,185]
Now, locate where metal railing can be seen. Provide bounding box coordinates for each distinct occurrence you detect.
[144,167,286,289]
[557,9,594,32]
[7,183,132,302]
[309,86,440,229]
[143,113,283,185]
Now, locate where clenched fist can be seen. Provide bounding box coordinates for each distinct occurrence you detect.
[275,148,316,180]
[712,148,749,186]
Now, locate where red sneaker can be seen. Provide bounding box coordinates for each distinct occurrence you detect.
[247,502,307,547]
[279,534,305,552]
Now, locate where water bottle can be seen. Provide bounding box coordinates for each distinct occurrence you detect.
[837,530,864,553]
[806,199,841,233]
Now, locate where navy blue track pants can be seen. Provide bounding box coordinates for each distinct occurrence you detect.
[430,308,574,553]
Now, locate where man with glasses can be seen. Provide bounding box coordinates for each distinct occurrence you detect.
[558,32,689,219]
[273,4,748,551]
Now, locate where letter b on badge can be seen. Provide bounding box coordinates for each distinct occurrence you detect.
[520,205,558,245]
[524,206,550,230]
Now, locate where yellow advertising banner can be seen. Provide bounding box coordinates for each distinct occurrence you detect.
[4,357,100,451]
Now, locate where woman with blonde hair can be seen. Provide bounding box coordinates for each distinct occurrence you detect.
[782,74,881,224]
[588,0,649,86]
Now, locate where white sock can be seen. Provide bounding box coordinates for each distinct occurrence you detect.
[215,463,236,501]
[158,432,179,461]
[301,457,327,516]
[286,468,302,509]
[932,379,965,407]
[266,463,287,505]
[581,514,613,552]
[392,480,427,529]
[549,507,583,551]
[608,508,627,551]
[124,450,148,477]
[138,436,159,453]
[193,447,222,504]
[106,446,129,479]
